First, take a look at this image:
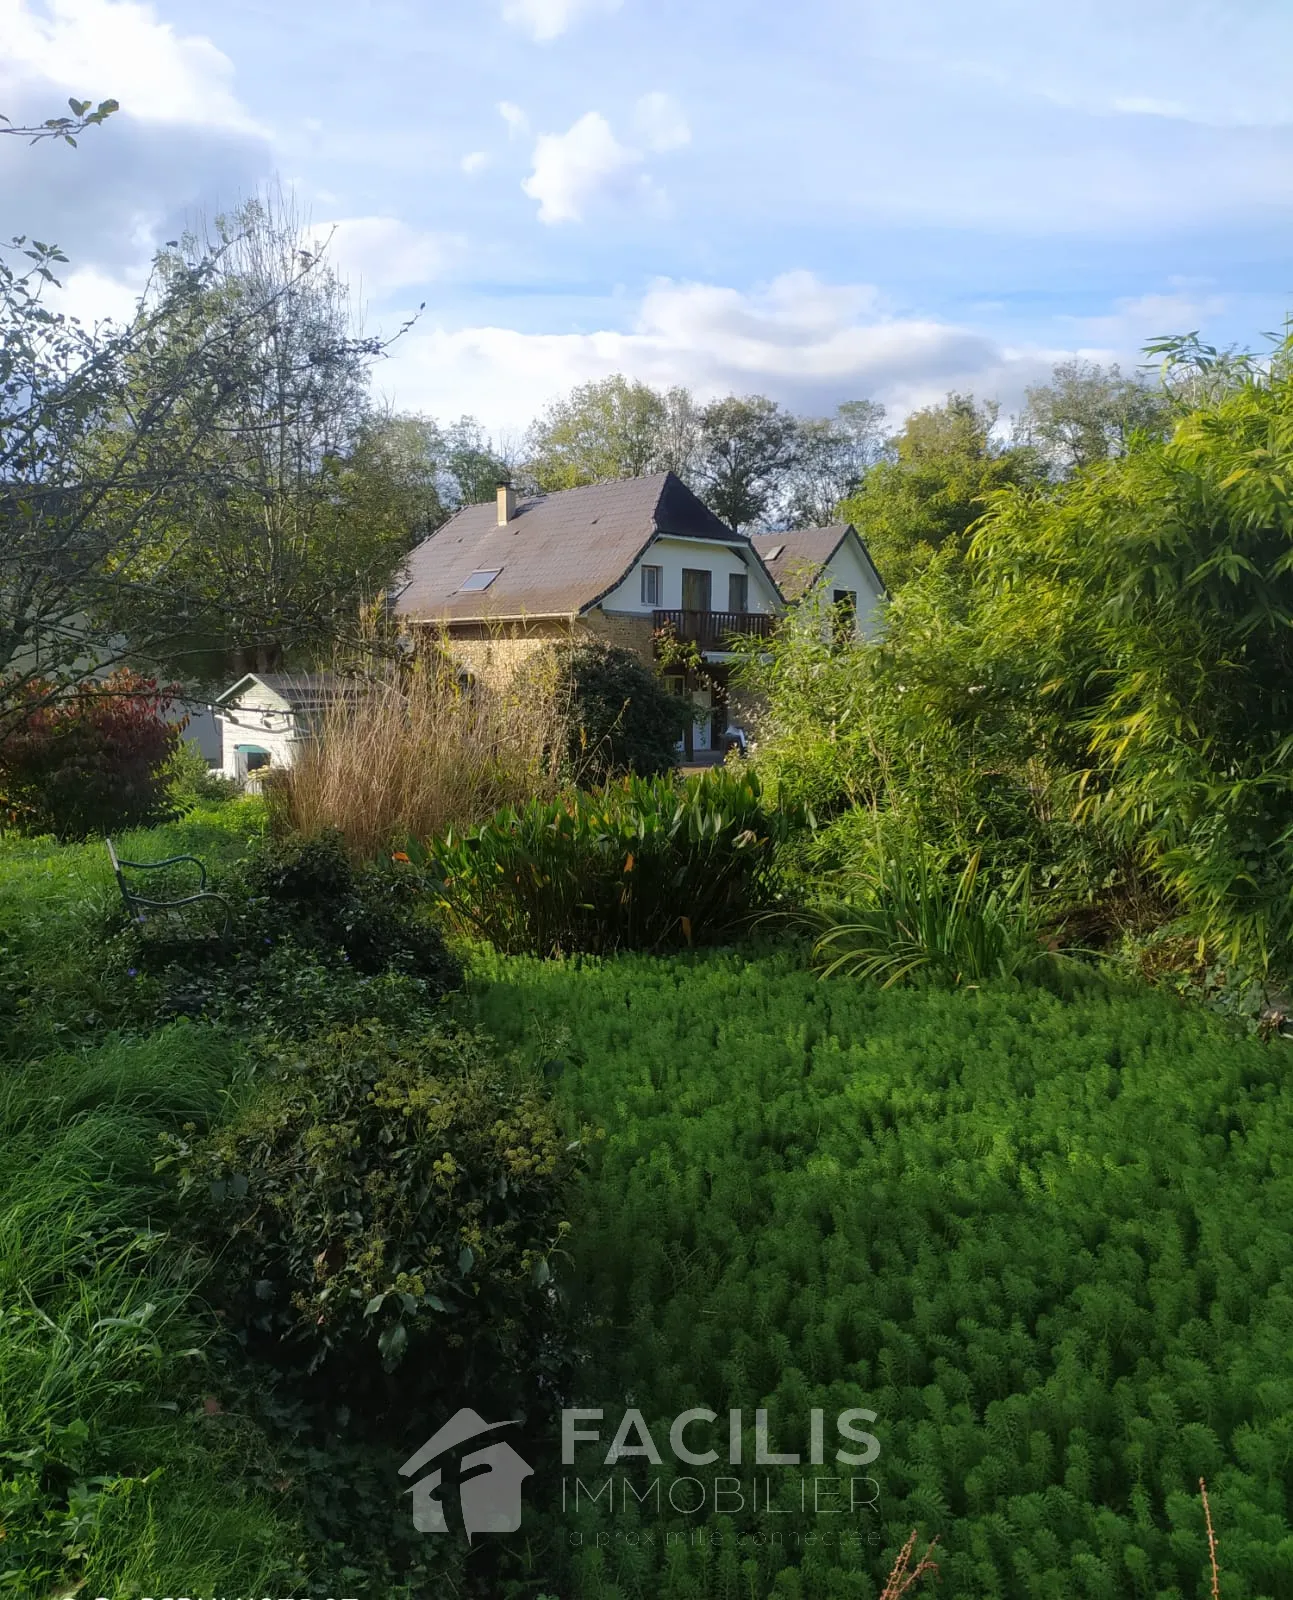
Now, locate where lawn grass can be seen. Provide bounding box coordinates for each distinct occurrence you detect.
[5,809,1291,1598]
[0,806,305,1598]
[0,1026,302,1597]
[0,799,266,1062]
[463,947,1293,1599]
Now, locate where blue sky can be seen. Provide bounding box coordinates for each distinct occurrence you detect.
[4,0,1292,436]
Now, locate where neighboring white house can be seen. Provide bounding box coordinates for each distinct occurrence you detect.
[751,525,886,638]
[214,672,349,784]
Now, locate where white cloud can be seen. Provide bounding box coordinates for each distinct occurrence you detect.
[461,150,490,176]
[500,0,620,43]
[521,102,690,224]
[373,271,1071,433]
[1111,96,1190,120]
[0,0,263,133]
[633,91,690,153]
[522,111,643,223]
[497,100,529,138]
[52,262,147,327]
[1063,287,1232,351]
[311,216,455,297]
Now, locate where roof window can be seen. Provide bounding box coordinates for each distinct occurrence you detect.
[459,568,502,592]
[764,544,784,561]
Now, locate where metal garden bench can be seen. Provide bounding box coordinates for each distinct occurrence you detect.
[106,838,232,939]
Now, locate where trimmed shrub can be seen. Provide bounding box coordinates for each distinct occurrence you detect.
[164,1021,586,1436]
[0,671,179,838]
[427,767,796,955]
[555,639,687,779]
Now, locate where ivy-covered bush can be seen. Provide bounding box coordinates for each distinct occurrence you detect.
[427,767,796,955]
[125,829,461,1034]
[163,1021,586,1438]
[0,671,179,838]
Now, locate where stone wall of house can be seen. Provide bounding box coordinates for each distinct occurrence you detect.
[417,608,657,688]
[416,621,568,689]
[578,607,656,663]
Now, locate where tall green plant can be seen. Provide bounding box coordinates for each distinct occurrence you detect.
[425,768,795,956]
[809,837,1058,987]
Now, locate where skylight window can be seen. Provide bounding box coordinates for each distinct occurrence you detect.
[764,544,784,561]
[459,568,501,592]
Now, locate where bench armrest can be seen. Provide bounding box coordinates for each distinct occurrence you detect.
[111,852,209,888]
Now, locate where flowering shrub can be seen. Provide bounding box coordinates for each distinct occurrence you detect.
[0,671,179,838]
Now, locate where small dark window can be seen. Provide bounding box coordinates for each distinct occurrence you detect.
[728,572,749,613]
[832,588,857,644]
[460,568,501,592]
[245,749,271,772]
[641,564,662,606]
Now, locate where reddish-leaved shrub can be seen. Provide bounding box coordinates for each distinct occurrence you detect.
[0,671,180,838]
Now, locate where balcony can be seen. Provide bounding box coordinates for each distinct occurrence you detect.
[652,609,775,654]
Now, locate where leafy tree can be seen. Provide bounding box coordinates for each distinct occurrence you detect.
[837,393,1041,589]
[696,394,799,530]
[0,215,334,736]
[525,375,668,490]
[1014,358,1171,475]
[350,412,449,542]
[782,398,887,526]
[441,415,515,507]
[105,194,416,675]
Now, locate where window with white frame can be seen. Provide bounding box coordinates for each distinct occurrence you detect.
[641,563,662,606]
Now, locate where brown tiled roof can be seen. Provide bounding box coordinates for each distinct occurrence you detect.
[751,526,850,601]
[392,472,744,623]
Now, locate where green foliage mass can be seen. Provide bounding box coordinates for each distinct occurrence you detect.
[0,799,266,1061]
[0,671,179,840]
[558,639,688,780]
[466,949,1293,1599]
[838,394,1041,590]
[748,348,1293,971]
[121,826,462,1035]
[808,837,1060,989]
[165,1021,582,1432]
[428,768,794,955]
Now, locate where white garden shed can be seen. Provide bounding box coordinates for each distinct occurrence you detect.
[214,672,350,785]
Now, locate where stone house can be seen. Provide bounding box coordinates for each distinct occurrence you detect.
[389,473,789,758]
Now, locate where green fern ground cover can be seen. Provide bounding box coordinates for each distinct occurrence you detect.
[465,950,1293,1600]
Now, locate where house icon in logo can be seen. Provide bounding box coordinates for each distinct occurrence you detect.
[400,1408,533,1539]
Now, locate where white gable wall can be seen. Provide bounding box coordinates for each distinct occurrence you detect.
[217,690,308,783]
[809,534,885,639]
[598,535,782,616]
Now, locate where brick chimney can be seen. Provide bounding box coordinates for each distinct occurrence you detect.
[496,480,516,526]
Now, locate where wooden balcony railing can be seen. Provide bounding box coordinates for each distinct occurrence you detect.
[652,609,775,653]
